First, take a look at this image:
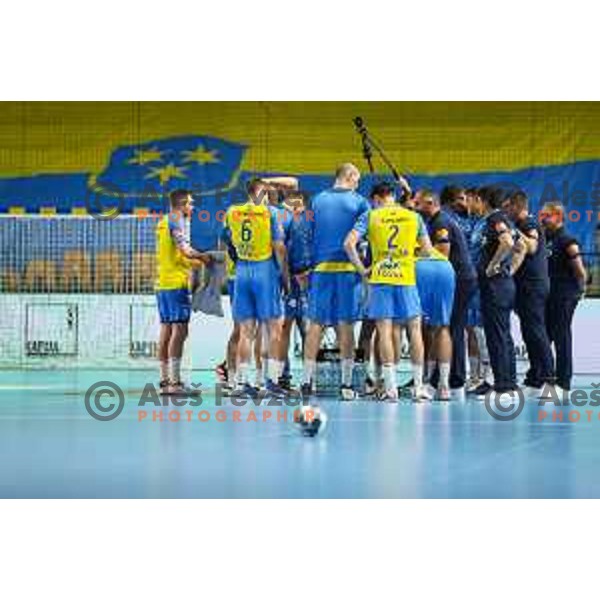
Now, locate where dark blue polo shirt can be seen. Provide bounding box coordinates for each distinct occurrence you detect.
[471,210,515,278]
[513,214,549,287]
[427,209,476,281]
[546,226,583,296]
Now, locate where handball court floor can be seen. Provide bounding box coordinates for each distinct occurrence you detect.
[1,368,600,499]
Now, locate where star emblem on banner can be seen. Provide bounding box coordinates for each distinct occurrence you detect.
[128,147,163,166]
[145,163,187,185]
[181,144,219,165]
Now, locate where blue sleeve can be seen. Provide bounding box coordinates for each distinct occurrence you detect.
[359,195,370,216]
[353,211,370,239]
[269,207,284,242]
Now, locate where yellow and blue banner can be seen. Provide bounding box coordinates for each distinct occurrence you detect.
[0,101,599,252]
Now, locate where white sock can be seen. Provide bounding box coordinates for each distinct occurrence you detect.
[303,359,317,386]
[238,362,250,386]
[382,363,397,393]
[412,362,424,388]
[261,357,269,382]
[426,360,436,381]
[483,363,494,385]
[373,361,382,383]
[341,358,354,387]
[169,358,182,383]
[468,356,480,380]
[267,358,279,383]
[275,360,284,380]
[160,360,169,382]
[255,368,265,387]
[475,328,489,362]
[439,362,451,389]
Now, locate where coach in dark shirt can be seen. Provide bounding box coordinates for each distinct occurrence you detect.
[504,191,554,390]
[417,188,477,389]
[541,202,587,391]
[472,187,526,394]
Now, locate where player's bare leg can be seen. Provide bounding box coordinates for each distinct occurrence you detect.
[359,320,377,393]
[405,316,432,401]
[235,319,259,396]
[225,323,241,387]
[302,321,322,395]
[434,325,452,400]
[158,323,172,393]
[375,319,398,401]
[168,322,188,391]
[337,321,357,400]
[261,318,287,396]
[279,317,294,388]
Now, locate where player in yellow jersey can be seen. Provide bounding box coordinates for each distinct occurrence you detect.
[344,182,433,401]
[156,189,211,394]
[223,178,291,397]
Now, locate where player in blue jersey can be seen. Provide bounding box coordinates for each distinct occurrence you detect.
[278,190,313,389]
[302,163,370,400]
[255,176,299,388]
[464,188,492,393]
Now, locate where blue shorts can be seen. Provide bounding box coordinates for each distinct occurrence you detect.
[284,278,308,320]
[227,279,235,300]
[233,260,282,322]
[416,259,456,326]
[156,288,191,324]
[466,288,482,327]
[366,284,421,322]
[307,271,362,326]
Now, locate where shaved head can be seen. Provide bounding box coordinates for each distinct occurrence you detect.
[334,163,360,190]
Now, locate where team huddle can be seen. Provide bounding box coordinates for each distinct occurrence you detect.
[154,163,587,402]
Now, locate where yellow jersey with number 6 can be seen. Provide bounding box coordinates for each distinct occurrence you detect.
[368,205,420,286]
[225,202,273,262]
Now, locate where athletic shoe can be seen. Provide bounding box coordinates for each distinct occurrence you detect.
[231,383,259,400]
[436,387,451,402]
[300,383,314,400]
[378,389,399,403]
[364,376,378,396]
[215,361,228,383]
[340,385,358,401]
[278,376,294,392]
[159,379,170,395]
[400,378,414,390]
[471,381,493,398]
[264,380,288,398]
[413,385,433,402]
[466,377,483,394]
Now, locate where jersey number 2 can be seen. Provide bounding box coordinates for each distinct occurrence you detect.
[387,225,399,250]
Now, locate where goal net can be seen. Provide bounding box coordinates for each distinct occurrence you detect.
[0,214,181,370]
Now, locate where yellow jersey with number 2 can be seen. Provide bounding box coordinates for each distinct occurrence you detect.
[368,205,420,286]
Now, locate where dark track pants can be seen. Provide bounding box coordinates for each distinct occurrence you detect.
[449,277,477,388]
[480,275,517,392]
[515,281,554,387]
[546,293,579,391]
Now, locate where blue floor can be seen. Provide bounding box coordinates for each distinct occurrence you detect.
[1,369,600,498]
